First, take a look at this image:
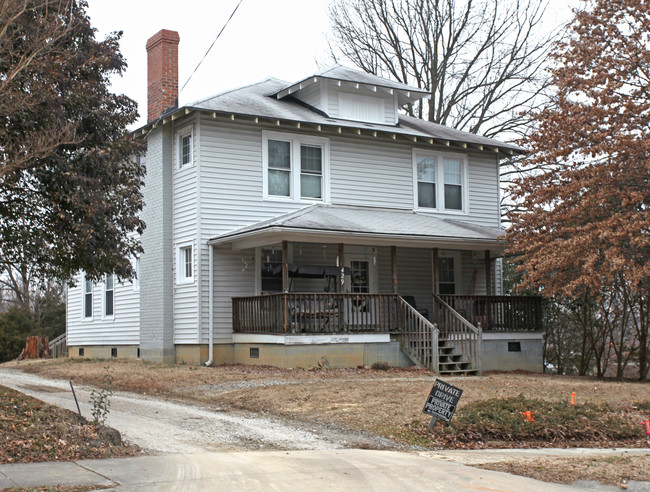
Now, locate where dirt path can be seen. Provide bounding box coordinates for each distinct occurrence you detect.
[0,368,359,454]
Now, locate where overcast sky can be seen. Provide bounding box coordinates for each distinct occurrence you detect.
[86,0,577,128]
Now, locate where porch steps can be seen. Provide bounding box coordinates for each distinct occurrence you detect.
[437,339,478,376]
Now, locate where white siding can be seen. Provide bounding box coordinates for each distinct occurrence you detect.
[173,116,199,343]
[192,117,502,341]
[294,82,322,110]
[67,274,140,345]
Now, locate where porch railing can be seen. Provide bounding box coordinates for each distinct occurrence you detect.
[232,293,403,334]
[437,295,542,332]
[48,333,67,358]
[395,296,439,370]
[434,294,482,374]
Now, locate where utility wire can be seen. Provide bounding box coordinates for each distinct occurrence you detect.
[179,0,244,95]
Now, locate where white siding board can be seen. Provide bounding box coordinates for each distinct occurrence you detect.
[66,275,140,346]
[294,83,321,110]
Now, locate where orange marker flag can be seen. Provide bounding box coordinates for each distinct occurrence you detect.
[522,411,534,422]
[639,420,650,437]
[570,392,576,405]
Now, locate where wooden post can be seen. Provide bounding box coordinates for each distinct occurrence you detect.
[432,248,439,295]
[391,245,398,293]
[484,250,491,296]
[282,240,289,292]
[337,243,345,293]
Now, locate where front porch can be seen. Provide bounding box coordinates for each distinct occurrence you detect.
[232,293,542,374]
[208,204,543,373]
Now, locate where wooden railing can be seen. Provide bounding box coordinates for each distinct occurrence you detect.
[48,333,67,358]
[434,295,482,374]
[437,295,542,332]
[232,293,404,334]
[395,297,439,371]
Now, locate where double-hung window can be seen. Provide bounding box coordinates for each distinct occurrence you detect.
[177,126,193,169]
[263,131,329,202]
[413,151,467,212]
[104,274,114,318]
[177,243,194,284]
[83,275,93,320]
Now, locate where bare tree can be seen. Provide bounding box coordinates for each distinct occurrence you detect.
[328,0,558,139]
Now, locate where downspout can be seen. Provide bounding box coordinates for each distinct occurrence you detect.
[205,243,214,366]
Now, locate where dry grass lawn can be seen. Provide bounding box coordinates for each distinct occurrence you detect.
[3,358,649,486]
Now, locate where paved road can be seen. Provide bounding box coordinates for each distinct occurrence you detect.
[0,449,584,491]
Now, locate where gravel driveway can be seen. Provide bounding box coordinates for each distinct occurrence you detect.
[0,369,348,454]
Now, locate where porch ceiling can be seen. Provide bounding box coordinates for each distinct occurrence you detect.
[208,204,506,253]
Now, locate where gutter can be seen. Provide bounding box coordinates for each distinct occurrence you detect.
[205,244,214,367]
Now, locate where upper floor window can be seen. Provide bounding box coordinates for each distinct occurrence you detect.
[263,131,329,202]
[177,126,193,169]
[413,151,468,213]
[104,274,114,317]
[82,275,93,320]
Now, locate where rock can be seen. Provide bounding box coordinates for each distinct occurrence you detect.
[99,426,122,446]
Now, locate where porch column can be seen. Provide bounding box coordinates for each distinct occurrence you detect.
[485,250,492,296]
[337,243,344,293]
[391,246,398,293]
[432,248,439,295]
[282,240,289,292]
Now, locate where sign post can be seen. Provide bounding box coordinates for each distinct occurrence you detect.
[422,379,463,428]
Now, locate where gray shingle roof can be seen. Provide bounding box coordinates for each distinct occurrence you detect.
[209,204,505,250]
[290,64,429,95]
[183,78,523,153]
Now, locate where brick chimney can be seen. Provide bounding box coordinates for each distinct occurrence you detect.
[146,29,180,122]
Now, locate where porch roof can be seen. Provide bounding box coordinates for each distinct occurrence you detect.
[208,204,506,252]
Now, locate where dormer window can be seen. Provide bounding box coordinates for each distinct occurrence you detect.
[338,92,385,124]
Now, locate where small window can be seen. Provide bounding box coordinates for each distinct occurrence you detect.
[250,347,260,358]
[78,347,85,357]
[178,127,193,168]
[111,347,117,358]
[83,276,93,319]
[268,139,291,196]
[508,342,522,352]
[416,156,436,208]
[178,244,194,283]
[104,274,114,317]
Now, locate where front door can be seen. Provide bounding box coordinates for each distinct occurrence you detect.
[344,254,378,326]
[438,251,461,295]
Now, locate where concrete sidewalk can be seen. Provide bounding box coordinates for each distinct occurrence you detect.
[2,448,648,491]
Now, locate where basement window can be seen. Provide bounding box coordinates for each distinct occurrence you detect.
[508,342,521,352]
[78,348,84,357]
[250,347,260,359]
[111,347,117,358]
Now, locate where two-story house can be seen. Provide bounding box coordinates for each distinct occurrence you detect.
[66,29,543,374]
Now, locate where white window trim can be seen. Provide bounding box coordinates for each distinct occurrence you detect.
[177,241,195,284]
[81,273,93,321]
[412,149,469,214]
[177,125,194,169]
[262,130,330,203]
[102,273,115,320]
[132,256,140,292]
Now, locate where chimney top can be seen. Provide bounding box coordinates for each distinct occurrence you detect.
[146,29,180,123]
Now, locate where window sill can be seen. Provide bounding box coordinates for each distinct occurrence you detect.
[414,206,468,216]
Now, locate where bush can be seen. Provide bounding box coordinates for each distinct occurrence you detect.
[0,307,37,362]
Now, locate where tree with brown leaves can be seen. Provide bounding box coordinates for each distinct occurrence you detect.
[506,0,650,378]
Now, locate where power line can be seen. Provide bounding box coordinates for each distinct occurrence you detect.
[179,0,244,95]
